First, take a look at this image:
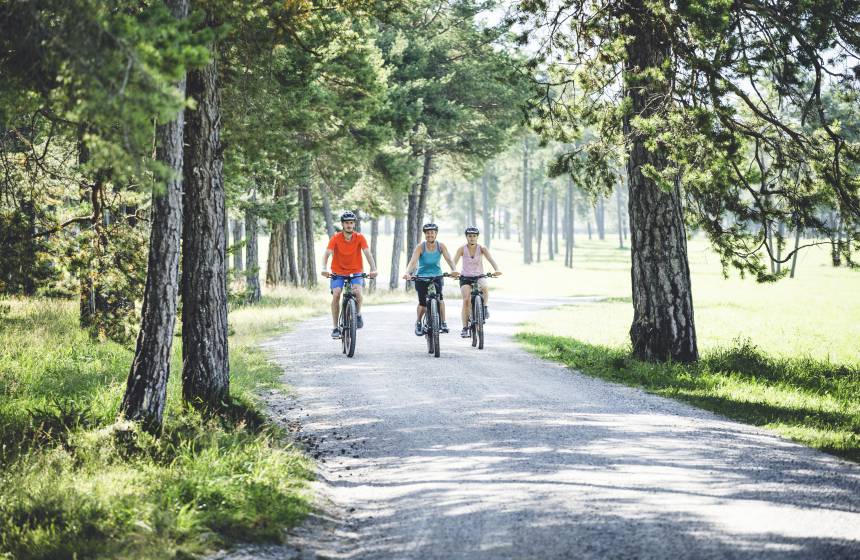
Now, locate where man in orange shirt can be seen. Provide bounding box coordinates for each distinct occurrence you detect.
[321,211,378,339]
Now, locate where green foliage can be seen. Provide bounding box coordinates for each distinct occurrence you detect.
[518,333,860,461]
[0,299,314,558]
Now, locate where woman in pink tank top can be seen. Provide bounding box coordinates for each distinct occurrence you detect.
[452,226,502,338]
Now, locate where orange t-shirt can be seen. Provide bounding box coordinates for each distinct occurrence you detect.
[327,232,369,275]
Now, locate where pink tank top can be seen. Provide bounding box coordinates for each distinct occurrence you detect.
[461,244,484,276]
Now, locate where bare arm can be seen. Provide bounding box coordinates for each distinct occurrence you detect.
[482,246,501,274]
[452,246,463,268]
[440,243,458,272]
[403,245,422,277]
[362,247,378,277]
[321,249,334,276]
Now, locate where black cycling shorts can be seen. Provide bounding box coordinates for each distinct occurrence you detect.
[415,276,443,307]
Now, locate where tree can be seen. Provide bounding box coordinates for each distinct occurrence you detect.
[518,0,860,362]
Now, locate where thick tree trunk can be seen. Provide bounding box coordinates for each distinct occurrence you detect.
[266,225,284,285]
[120,0,188,433]
[181,54,229,408]
[624,1,698,362]
[232,219,244,272]
[245,192,261,302]
[296,204,308,286]
[301,184,316,287]
[390,198,405,290]
[321,186,336,238]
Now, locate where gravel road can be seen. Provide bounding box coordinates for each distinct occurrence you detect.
[236,297,860,559]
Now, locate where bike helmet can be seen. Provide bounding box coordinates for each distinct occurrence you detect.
[465,226,480,235]
[422,222,439,232]
[340,211,357,222]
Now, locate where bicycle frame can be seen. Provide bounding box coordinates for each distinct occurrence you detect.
[331,273,368,358]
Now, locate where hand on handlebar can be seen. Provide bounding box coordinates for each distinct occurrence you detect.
[321,270,332,278]
[449,271,461,279]
[492,271,502,277]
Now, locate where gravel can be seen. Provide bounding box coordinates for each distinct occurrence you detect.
[221,297,860,559]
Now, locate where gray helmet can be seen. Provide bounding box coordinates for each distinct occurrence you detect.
[340,211,357,222]
[422,223,438,232]
[465,226,480,235]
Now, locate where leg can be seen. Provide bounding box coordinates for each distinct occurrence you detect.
[460,284,471,327]
[353,284,363,313]
[330,288,343,327]
[416,305,426,323]
[440,299,446,322]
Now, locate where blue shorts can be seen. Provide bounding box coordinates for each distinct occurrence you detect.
[330,275,365,292]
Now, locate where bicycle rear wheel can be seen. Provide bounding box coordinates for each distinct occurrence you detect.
[345,299,357,357]
[430,298,440,358]
[474,295,485,350]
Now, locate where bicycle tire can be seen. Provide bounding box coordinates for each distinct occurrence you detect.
[430,298,441,358]
[474,295,485,350]
[340,302,348,355]
[345,299,357,358]
[470,295,480,348]
[426,314,434,354]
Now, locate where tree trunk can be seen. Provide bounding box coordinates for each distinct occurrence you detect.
[482,172,491,248]
[504,209,511,240]
[390,197,405,290]
[587,220,592,240]
[266,225,283,285]
[232,219,244,272]
[595,197,606,240]
[296,203,308,286]
[406,181,419,270]
[522,140,532,263]
[469,181,477,227]
[384,216,391,235]
[776,220,785,274]
[624,1,698,362]
[286,219,298,286]
[616,183,625,249]
[321,186,336,238]
[301,184,316,287]
[548,185,556,260]
[565,178,574,268]
[120,0,188,433]
[416,150,433,240]
[245,191,261,302]
[181,53,229,409]
[369,217,378,292]
[536,183,544,262]
[789,224,801,279]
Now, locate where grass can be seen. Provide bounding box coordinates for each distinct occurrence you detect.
[516,334,860,461]
[0,289,350,560]
[508,232,860,461]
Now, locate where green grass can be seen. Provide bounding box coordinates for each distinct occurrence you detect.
[0,293,336,560]
[511,234,860,462]
[517,334,860,461]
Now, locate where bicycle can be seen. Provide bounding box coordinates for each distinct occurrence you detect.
[463,272,497,350]
[331,273,368,358]
[409,273,450,358]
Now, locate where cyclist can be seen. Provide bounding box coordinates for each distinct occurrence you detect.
[321,211,378,339]
[402,223,459,336]
[452,226,501,338]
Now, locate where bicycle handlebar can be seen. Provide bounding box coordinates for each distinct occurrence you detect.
[409,273,452,281]
[461,272,499,279]
[328,272,370,279]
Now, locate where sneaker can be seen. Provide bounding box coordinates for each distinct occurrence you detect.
[483,306,489,320]
[331,327,341,339]
[460,327,470,338]
[356,314,364,329]
[415,321,423,337]
[441,321,449,333]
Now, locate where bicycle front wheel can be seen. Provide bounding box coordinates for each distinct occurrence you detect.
[430,298,440,358]
[474,295,485,350]
[345,299,357,358]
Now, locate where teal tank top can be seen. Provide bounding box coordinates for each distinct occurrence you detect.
[416,242,443,276]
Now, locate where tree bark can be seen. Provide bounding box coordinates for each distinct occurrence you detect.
[120,0,188,433]
[301,184,316,287]
[286,219,298,286]
[390,197,405,290]
[624,1,698,362]
[548,185,556,260]
[504,209,511,240]
[536,183,544,262]
[481,172,491,247]
[616,182,625,249]
[296,203,308,286]
[232,218,244,272]
[522,140,532,263]
[266,225,284,285]
[469,181,477,227]
[245,191,261,302]
[595,197,606,240]
[565,178,574,268]
[369,217,378,292]
[181,52,229,408]
[789,223,801,278]
[321,185,336,238]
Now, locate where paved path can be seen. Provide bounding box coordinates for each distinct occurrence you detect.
[239,298,860,559]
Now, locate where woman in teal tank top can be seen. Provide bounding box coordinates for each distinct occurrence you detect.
[403,223,460,336]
